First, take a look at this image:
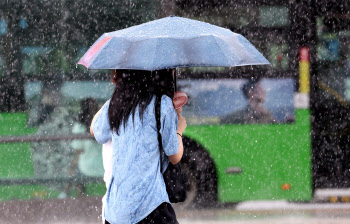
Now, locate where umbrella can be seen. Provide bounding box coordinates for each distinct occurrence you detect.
[78,16,269,71]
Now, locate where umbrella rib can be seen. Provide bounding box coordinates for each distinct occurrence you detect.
[150,18,169,70]
[212,36,232,66]
[151,38,161,71]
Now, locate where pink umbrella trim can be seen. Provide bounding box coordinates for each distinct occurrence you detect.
[78,36,113,68]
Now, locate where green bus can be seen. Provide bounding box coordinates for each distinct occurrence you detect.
[1,0,350,206]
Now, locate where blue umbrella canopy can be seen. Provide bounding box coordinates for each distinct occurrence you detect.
[78,16,270,71]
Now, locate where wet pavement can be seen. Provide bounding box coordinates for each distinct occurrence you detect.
[177,207,350,224]
[2,197,350,224]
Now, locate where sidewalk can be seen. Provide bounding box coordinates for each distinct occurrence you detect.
[2,198,350,224]
[176,200,350,224]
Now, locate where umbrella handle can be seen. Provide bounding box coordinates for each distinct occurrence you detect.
[174,68,177,92]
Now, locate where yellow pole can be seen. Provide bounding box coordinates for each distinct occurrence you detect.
[299,47,310,93]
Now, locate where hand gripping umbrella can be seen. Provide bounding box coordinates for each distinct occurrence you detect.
[78,16,270,71]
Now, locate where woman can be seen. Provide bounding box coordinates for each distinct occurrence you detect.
[90,69,187,224]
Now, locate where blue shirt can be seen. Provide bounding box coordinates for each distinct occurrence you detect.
[93,95,179,224]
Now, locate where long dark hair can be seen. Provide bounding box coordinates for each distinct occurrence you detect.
[108,69,175,134]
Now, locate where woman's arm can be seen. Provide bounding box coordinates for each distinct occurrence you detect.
[90,108,103,136]
[168,134,183,164]
[90,100,109,136]
[168,109,186,164]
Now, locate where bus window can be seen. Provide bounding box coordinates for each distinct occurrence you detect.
[268,43,289,70]
[259,6,289,27]
[0,18,6,35]
[176,3,290,28]
[25,81,114,127]
[22,47,53,75]
[315,17,350,105]
[179,78,295,125]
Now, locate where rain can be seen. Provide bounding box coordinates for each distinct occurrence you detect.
[1,0,350,223]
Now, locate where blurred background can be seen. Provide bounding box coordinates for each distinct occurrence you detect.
[1,0,350,223]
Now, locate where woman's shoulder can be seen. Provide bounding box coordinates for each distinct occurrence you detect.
[103,99,111,109]
[160,95,174,112]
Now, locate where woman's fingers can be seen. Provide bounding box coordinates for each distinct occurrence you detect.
[176,107,182,114]
[177,114,187,134]
[176,106,187,134]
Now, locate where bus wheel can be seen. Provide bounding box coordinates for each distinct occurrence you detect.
[181,137,218,208]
